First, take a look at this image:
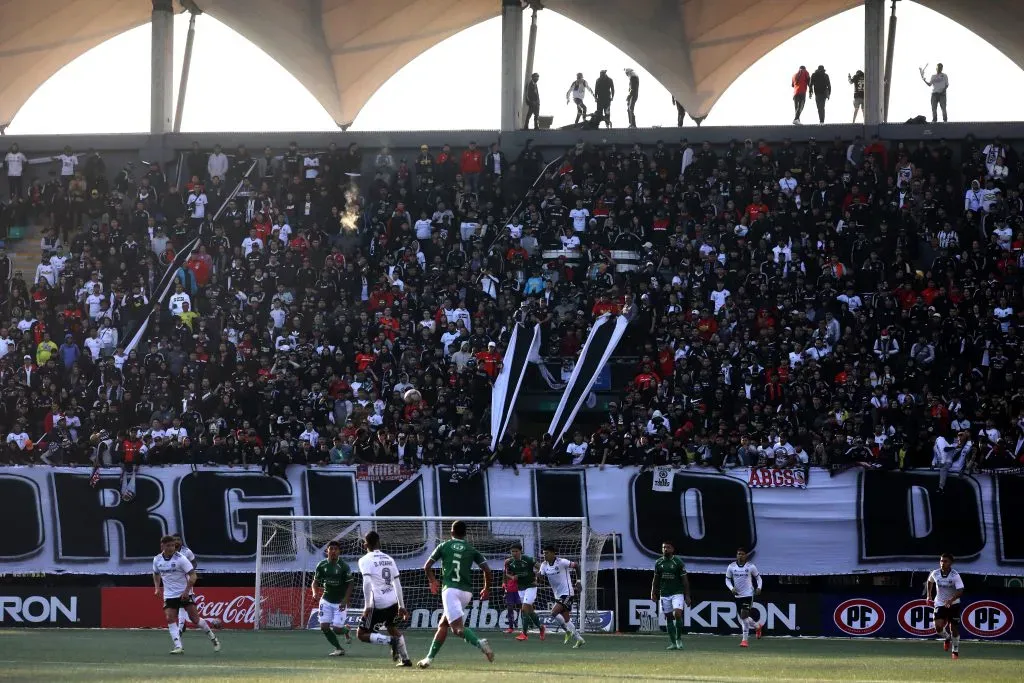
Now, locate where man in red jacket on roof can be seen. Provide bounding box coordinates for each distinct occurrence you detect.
[792,66,810,125]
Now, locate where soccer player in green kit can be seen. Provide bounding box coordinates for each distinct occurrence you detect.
[651,540,691,650]
[417,520,495,668]
[505,542,545,641]
[312,540,354,656]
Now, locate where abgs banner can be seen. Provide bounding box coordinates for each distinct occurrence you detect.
[825,593,1021,641]
[0,465,1020,574]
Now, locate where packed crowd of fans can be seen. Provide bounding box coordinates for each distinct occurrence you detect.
[1,132,1023,475]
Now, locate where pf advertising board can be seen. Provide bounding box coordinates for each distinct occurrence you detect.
[0,465,1021,575]
[825,594,1022,640]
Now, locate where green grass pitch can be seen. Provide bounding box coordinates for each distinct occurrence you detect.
[0,629,1021,682]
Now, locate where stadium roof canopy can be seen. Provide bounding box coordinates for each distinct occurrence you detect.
[1,0,1022,128]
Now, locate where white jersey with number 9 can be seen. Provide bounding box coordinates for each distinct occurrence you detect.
[358,550,400,609]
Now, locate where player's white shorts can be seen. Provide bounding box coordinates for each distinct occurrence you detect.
[318,598,348,628]
[441,587,473,624]
[661,594,686,614]
[518,587,538,605]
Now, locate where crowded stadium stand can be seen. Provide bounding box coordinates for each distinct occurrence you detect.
[2,126,1023,474]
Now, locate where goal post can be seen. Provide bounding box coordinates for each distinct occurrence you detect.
[254,516,610,634]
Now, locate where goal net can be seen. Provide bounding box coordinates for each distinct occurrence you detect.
[254,516,609,634]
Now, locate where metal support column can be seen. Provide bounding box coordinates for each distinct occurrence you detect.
[150,0,175,134]
[521,5,540,129]
[864,0,885,126]
[173,6,202,133]
[883,0,899,122]
[500,0,524,131]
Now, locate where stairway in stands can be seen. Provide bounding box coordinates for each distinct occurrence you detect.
[5,222,44,282]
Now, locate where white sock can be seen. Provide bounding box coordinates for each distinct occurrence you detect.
[952,635,959,652]
[195,618,214,638]
[745,617,758,630]
[555,613,580,639]
[177,609,187,631]
[398,635,409,659]
[741,622,749,640]
[369,633,390,645]
[168,622,182,648]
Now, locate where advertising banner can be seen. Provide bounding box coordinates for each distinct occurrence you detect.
[1,465,1021,575]
[101,586,266,629]
[823,593,1022,641]
[302,607,615,633]
[100,586,614,632]
[0,588,100,627]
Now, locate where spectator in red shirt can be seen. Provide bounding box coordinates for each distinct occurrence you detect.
[792,65,810,124]
[460,141,484,195]
[475,342,501,378]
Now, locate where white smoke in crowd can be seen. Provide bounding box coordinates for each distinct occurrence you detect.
[341,172,361,232]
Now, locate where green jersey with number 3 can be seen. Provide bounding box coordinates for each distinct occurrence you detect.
[430,539,486,592]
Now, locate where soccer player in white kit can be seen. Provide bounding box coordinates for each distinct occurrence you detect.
[927,553,965,660]
[171,534,221,634]
[538,545,585,648]
[357,531,412,667]
[152,534,221,654]
[725,547,762,647]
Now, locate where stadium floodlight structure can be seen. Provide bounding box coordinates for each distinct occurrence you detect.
[255,516,610,633]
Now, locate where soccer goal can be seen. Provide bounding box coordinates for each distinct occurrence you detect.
[254,516,610,633]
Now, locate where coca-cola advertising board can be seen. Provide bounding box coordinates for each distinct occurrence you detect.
[101,587,295,629]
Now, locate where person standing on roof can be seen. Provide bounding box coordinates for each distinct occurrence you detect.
[791,65,810,125]
[920,63,949,123]
[566,73,595,125]
[625,68,640,128]
[809,65,831,124]
[524,73,541,130]
[594,70,615,128]
[848,70,865,123]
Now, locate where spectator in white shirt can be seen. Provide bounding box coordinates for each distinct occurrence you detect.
[207,144,229,180]
[242,229,264,256]
[273,216,292,244]
[566,433,589,465]
[35,255,56,287]
[168,284,191,316]
[49,247,69,276]
[414,211,433,240]
[569,200,590,232]
[187,187,208,224]
[4,143,27,197]
[559,227,581,250]
[778,170,797,196]
[85,285,105,320]
[84,329,102,360]
[55,145,77,180]
[709,282,730,313]
[920,63,948,123]
[0,329,14,359]
[303,154,320,180]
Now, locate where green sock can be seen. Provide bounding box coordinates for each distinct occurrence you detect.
[666,618,676,644]
[322,628,341,649]
[462,627,482,648]
[426,634,444,659]
[339,625,350,638]
[528,612,539,629]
